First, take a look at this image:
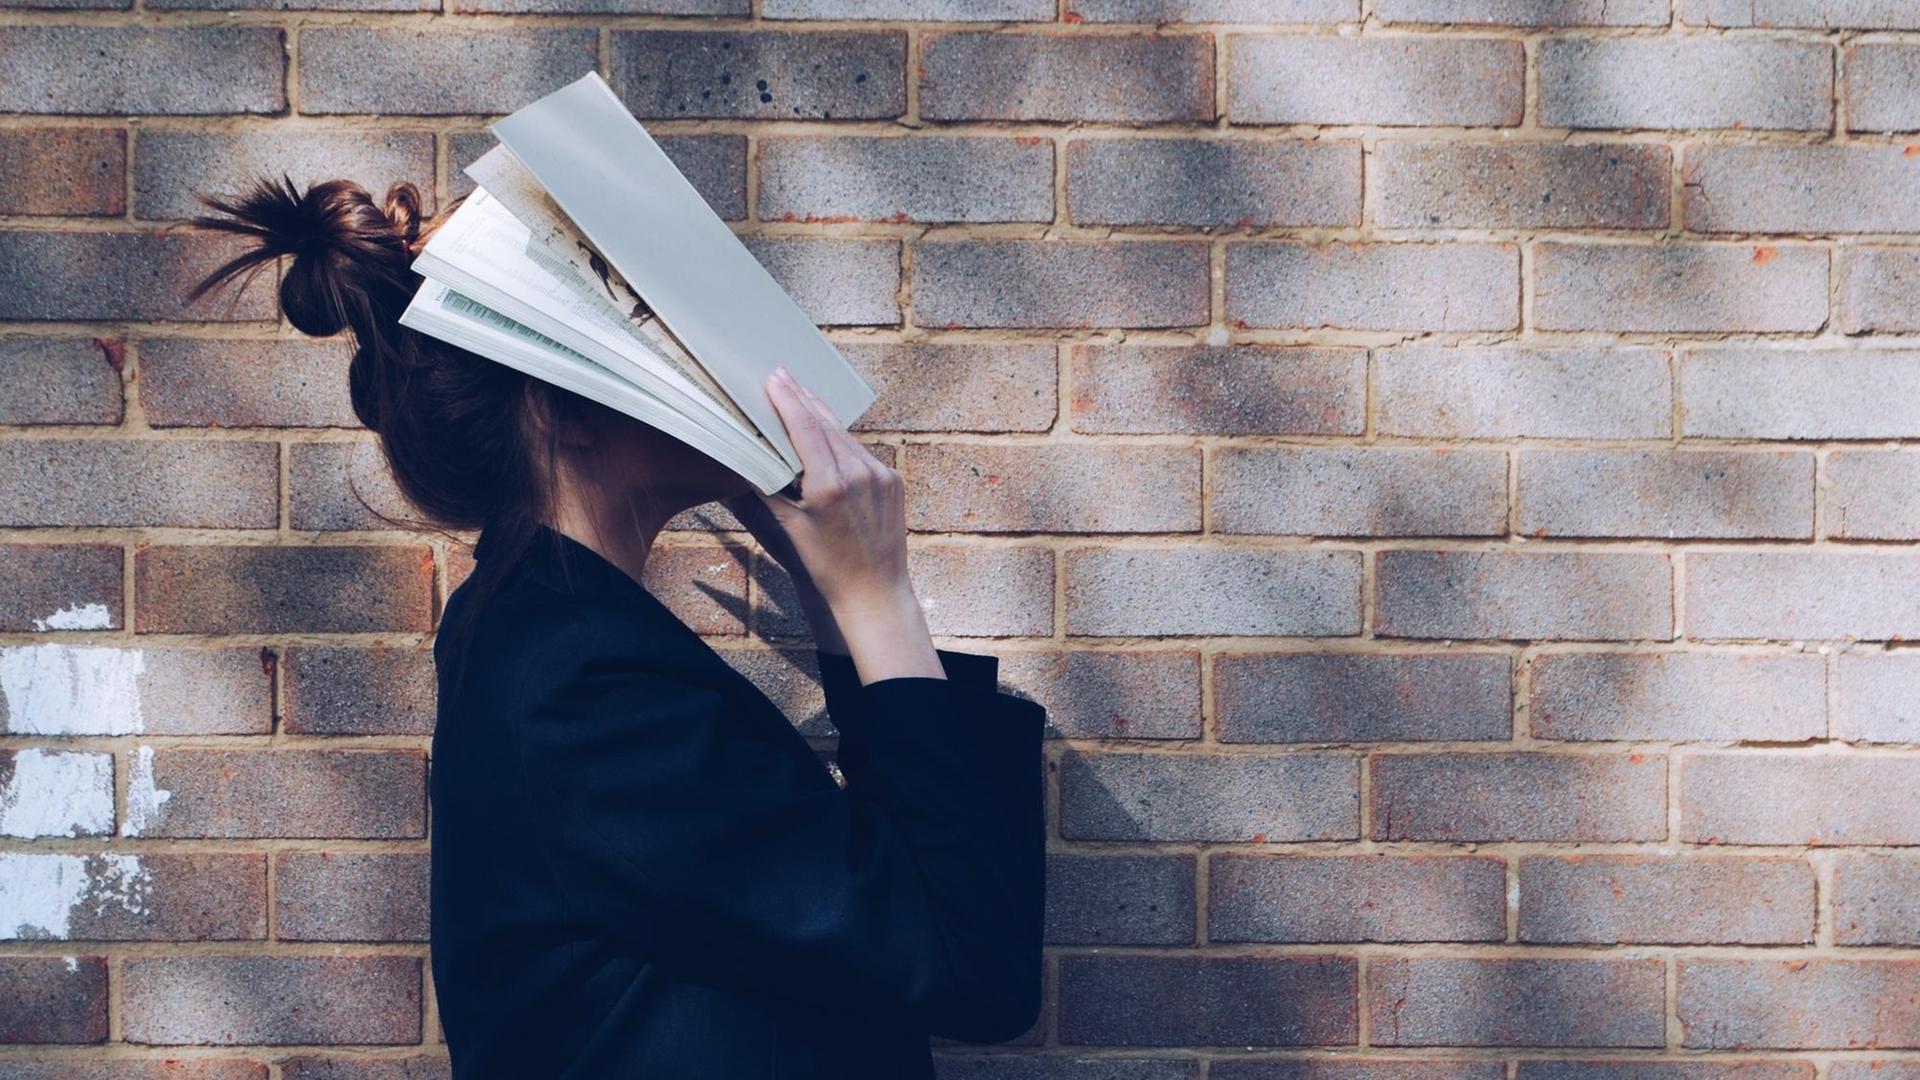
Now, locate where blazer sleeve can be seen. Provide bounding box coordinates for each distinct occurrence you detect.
[816,647,1007,803]
[512,625,1047,1043]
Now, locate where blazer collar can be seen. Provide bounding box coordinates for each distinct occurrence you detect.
[473,519,662,612]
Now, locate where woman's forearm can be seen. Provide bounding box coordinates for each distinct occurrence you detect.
[827,581,946,685]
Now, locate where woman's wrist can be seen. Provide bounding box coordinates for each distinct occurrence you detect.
[827,580,944,684]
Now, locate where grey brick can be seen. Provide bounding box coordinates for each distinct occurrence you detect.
[767,0,1049,17]
[0,128,126,216]
[1227,242,1519,331]
[299,29,596,115]
[1839,247,1920,334]
[0,28,284,115]
[1837,652,1920,744]
[1520,855,1815,945]
[1220,1064,1506,1080]
[1227,36,1523,126]
[838,343,1056,433]
[0,338,123,426]
[135,546,433,635]
[742,238,900,326]
[611,30,905,120]
[139,338,357,429]
[274,852,428,942]
[155,0,428,12]
[1681,752,1920,846]
[922,32,1213,123]
[1375,142,1669,230]
[1372,752,1668,843]
[0,544,123,633]
[1059,750,1359,842]
[1678,959,1920,1049]
[1847,44,1920,133]
[0,439,277,529]
[1828,451,1920,540]
[1065,547,1362,637]
[1683,0,1920,27]
[459,0,740,10]
[1535,243,1827,333]
[1069,0,1357,20]
[756,545,1054,638]
[1518,1064,1812,1080]
[0,232,278,323]
[1518,450,1813,540]
[1044,853,1195,945]
[905,444,1200,534]
[914,240,1209,329]
[1214,447,1506,538]
[937,1060,1197,1080]
[0,851,266,941]
[289,442,413,532]
[1067,138,1359,227]
[282,646,436,737]
[1059,955,1357,1047]
[1210,853,1507,943]
[136,130,434,221]
[1376,346,1672,440]
[1684,348,1920,440]
[121,956,420,1045]
[1378,0,1666,24]
[125,748,426,839]
[1215,651,1512,743]
[1833,853,1920,945]
[1539,38,1832,131]
[1070,345,1365,436]
[761,136,1052,224]
[1684,146,1920,234]
[998,650,1203,740]
[1531,651,1826,742]
[1371,958,1667,1047]
[1377,551,1673,642]
[1687,552,1920,641]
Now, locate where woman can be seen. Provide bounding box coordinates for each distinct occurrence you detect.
[188,176,1048,1077]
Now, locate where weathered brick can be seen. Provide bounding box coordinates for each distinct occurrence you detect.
[922,32,1212,123]
[611,30,905,120]
[1375,142,1669,230]
[1059,750,1358,841]
[1685,146,1920,235]
[1681,752,1920,846]
[1679,959,1920,1049]
[1044,853,1195,946]
[1214,447,1507,538]
[1838,247,1920,334]
[1834,1067,1920,1080]
[275,852,428,942]
[458,0,737,11]
[1378,0,1665,24]
[1530,651,1825,742]
[1519,855,1814,945]
[0,129,125,216]
[136,130,434,222]
[743,237,900,326]
[122,956,421,1045]
[1686,552,1920,641]
[937,1057,1196,1080]
[998,650,1202,740]
[1070,345,1365,436]
[1684,0,1920,27]
[288,441,412,532]
[453,131,746,221]
[300,29,595,116]
[1378,551,1672,642]
[1068,0,1357,20]
[0,338,123,426]
[139,338,357,429]
[769,0,1047,16]
[135,546,433,634]
[762,136,1052,224]
[1517,1063,1812,1080]
[915,240,1209,329]
[0,955,107,1043]
[283,646,435,736]
[1518,450,1812,540]
[0,852,266,941]
[0,1062,269,1080]
[905,444,1199,534]
[1228,36,1522,126]
[1372,752,1667,842]
[1066,548,1362,637]
[628,543,742,636]
[1215,652,1512,743]
[0,645,272,736]
[1209,854,1505,943]
[1,750,109,839]
[0,28,284,115]
[1684,349,1920,440]
[841,343,1056,433]
[125,748,425,839]
[757,544,1053,638]
[0,439,277,528]
[0,544,122,633]
[1370,958,1666,1047]
[1067,138,1359,227]
[1059,955,1357,1047]
[1535,243,1827,333]
[1827,451,1920,540]
[1837,652,1920,744]
[713,645,829,734]
[1377,346,1671,440]
[0,232,278,322]
[279,1062,446,1080]
[1846,44,1920,133]
[1539,39,1831,131]
[1834,853,1920,945]
[1227,242,1519,332]
[1218,1064,1505,1080]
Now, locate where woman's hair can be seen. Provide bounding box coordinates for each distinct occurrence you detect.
[186,173,586,688]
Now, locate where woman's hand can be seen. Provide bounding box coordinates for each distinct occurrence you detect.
[730,366,943,684]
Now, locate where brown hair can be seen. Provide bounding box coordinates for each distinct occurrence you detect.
[186,173,588,689]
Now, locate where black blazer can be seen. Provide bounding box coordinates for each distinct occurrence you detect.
[428,522,1048,1078]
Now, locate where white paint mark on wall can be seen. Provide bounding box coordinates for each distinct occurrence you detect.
[64,955,78,972]
[0,645,146,735]
[31,603,114,632]
[0,852,149,940]
[122,746,172,838]
[0,749,114,838]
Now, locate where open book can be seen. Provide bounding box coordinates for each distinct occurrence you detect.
[398,71,877,496]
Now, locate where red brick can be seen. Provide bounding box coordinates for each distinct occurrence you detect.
[1530,651,1825,742]
[280,1059,450,1080]
[122,956,421,1045]
[1370,958,1666,1047]
[1060,749,1359,842]
[1833,853,1920,945]
[1377,551,1673,642]
[1214,447,1507,537]
[1070,345,1365,436]
[1066,547,1362,637]
[0,231,278,322]
[0,28,285,115]
[1372,752,1667,842]
[922,32,1213,123]
[1044,853,1195,946]
[299,29,596,116]
[135,545,434,634]
[0,1062,269,1080]
[0,338,124,426]
[640,544,747,636]
[842,343,1056,433]
[611,30,905,120]
[1227,242,1519,332]
[905,444,1200,534]
[1059,955,1357,1047]
[0,439,278,528]
[1678,959,1920,1049]
[0,955,107,1043]
[1519,855,1814,944]
[1535,242,1828,333]
[0,544,122,632]
[1067,137,1359,228]
[0,128,125,216]
[1227,36,1522,126]
[915,239,1210,330]
[1215,651,1512,743]
[998,649,1201,740]
[0,851,266,941]
[1681,752,1920,846]
[275,852,429,942]
[1210,853,1505,943]
[1518,450,1812,540]
[1375,142,1669,230]
[283,646,435,736]
[1686,552,1920,641]
[1846,44,1920,133]
[125,748,426,839]
[139,338,358,429]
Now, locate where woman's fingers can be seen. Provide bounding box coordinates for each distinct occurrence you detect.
[765,367,844,497]
[794,382,886,476]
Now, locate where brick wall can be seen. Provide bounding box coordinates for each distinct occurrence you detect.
[2,0,1919,1074]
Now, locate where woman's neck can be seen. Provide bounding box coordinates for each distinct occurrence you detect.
[544,485,694,587]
